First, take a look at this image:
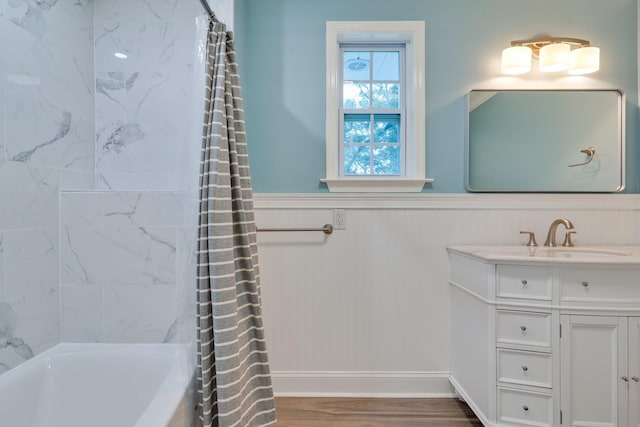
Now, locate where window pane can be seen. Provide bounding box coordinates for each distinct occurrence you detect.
[343,82,370,109]
[373,146,400,175]
[343,51,370,81]
[371,83,399,109]
[373,51,399,81]
[374,115,400,143]
[344,145,371,175]
[344,114,371,143]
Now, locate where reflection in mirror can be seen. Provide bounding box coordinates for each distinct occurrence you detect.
[466,90,625,192]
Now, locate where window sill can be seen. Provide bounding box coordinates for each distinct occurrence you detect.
[320,178,433,193]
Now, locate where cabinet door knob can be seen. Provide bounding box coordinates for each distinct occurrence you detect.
[581,281,589,287]
[520,326,527,332]
[622,376,629,382]
[522,405,529,411]
[633,377,640,382]
[521,279,528,285]
[522,366,528,372]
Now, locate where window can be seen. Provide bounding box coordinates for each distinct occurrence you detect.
[342,46,404,176]
[323,21,431,193]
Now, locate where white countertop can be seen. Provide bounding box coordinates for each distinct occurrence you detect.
[447,245,640,265]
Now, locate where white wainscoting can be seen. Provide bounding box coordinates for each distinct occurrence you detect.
[254,193,640,397]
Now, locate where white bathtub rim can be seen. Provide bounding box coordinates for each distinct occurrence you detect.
[133,344,192,427]
[0,342,193,427]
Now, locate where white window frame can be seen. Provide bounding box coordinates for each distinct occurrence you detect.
[322,21,431,193]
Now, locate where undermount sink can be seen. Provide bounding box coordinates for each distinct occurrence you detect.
[539,247,633,257]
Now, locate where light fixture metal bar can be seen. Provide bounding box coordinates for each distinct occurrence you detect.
[510,36,590,57]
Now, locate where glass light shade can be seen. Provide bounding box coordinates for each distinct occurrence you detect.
[539,43,570,72]
[501,46,532,75]
[568,46,600,75]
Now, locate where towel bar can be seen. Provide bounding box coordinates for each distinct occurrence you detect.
[257,224,333,235]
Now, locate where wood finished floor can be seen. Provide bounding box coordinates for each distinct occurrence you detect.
[271,397,482,426]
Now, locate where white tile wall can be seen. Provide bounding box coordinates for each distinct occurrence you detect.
[0,0,95,373]
[0,0,202,382]
[102,284,177,343]
[3,228,59,353]
[59,191,184,344]
[94,0,202,23]
[1,6,94,171]
[94,0,201,191]
[60,192,104,227]
[59,170,95,191]
[0,233,4,303]
[60,285,102,342]
[0,158,61,231]
[61,225,176,286]
[5,93,93,170]
[94,23,196,73]
[0,88,4,163]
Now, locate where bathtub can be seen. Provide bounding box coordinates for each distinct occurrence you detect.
[0,343,194,427]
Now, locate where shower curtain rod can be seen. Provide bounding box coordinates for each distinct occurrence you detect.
[198,0,215,19]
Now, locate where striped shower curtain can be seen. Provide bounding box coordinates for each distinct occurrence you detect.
[196,19,277,427]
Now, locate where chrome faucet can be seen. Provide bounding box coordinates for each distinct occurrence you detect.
[543,218,575,247]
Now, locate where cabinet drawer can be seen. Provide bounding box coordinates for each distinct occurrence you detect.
[559,267,640,304]
[497,387,553,427]
[497,265,552,301]
[497,349,552,389]
[497,310,552,349]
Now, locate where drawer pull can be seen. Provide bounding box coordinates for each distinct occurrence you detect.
[522,365,529,372]
[622,376,629,382]
[523,405,529,411]
[581,281,589,287]
[521,279,528,285]
[633,377,640,382]
[520,326,527,332]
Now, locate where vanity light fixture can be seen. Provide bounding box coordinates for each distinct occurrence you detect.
[501,36,600,75]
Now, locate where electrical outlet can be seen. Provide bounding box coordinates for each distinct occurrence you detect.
[333,209,346,230]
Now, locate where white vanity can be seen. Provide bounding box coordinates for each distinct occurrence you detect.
[448,245,640,427]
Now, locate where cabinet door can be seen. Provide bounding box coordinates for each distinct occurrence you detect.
[630,317,640,427]
[560,315,628,427]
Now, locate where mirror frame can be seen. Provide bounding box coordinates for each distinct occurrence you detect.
[464,89,625,193]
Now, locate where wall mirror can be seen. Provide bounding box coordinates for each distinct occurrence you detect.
[465,89,625,192]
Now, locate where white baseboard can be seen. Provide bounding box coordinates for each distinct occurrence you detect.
[271,371,455,398]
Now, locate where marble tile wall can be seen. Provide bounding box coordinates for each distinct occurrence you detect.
[59,191,183,343]
[88,5,204,403]
[94,0,203,191]
[0,0,95,373]
[89,9,206,422]
[4,228,59,351]
[0,0,207,377]
[0,88,5,163]
[2,1,95,174]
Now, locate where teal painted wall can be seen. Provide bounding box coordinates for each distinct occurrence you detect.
[236,0,638,193]
[233,0,248,77]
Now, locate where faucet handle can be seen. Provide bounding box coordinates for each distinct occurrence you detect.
[562,231,577,247]
[520,231,538,247]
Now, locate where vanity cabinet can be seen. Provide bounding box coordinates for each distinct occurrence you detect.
[561,315,640,427]
[494,266,555,427]
[630,317,640,427]
[448,246,640,427]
